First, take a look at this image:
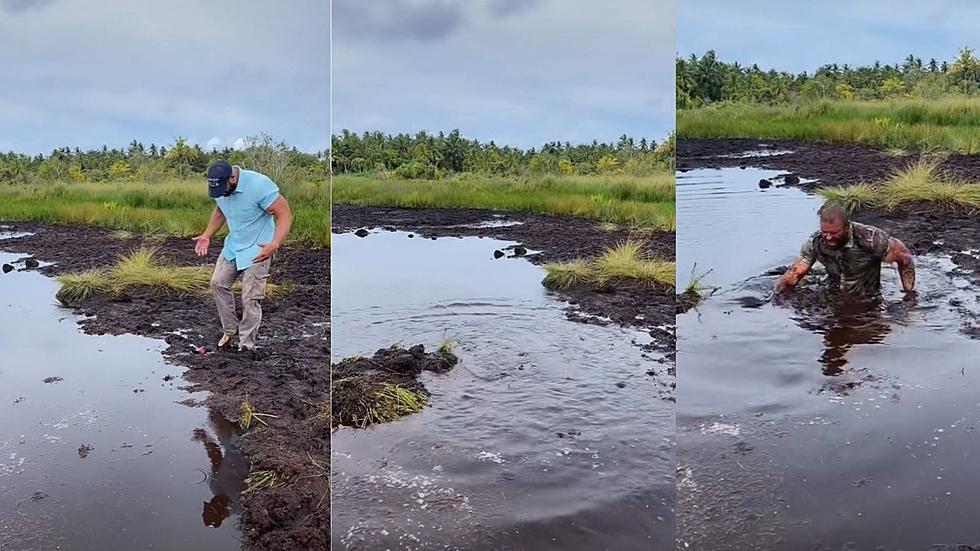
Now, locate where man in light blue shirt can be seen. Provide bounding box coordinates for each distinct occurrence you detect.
[193,160,293,355]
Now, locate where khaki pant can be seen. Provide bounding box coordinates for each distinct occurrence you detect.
[210,255,271,350]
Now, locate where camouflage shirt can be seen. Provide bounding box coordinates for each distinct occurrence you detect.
[799,221,891,295]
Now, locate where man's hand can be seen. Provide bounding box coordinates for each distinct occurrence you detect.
[775,258,811,294]
[884,237,915,293]
[193,236,210,257]
[253,242,279,263]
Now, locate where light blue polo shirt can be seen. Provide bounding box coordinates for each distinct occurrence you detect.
[215,168,279,271]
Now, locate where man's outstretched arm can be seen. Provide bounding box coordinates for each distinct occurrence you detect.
[884,237,915,292]
[775,258,812,293]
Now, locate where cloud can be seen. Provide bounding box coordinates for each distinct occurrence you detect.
[1,0,57,14]
[486,0,545,18]
[333,0,466,43]
[679,0,980,73]
[334,0,675,146]
[1,0,328,154]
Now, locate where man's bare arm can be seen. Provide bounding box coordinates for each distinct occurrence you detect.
[192,207,226,256]
[884,237,915,292]
[253,196,293,263]
[775,258,812,293]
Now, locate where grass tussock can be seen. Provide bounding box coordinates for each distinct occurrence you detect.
[543,241,675,290]
[679,98,980,154]
[333,173,676,230]
[55,247,285,306]
[331,378,428,428]
[820,157,980,213]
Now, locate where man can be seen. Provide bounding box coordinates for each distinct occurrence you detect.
[193,160,292,354]
[775,202,915,296]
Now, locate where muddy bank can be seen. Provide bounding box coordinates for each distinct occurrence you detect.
[679,139,980,335]
[331,344,458,428]
[0,222,328,551]
[678,137,980,190]
[333,205,676,351]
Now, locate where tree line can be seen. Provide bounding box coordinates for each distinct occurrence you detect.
[331,129,675,178]
[678,47,980,107]
[0,134,329,187]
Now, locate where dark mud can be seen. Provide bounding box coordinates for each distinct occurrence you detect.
[0,222,328,551]
[331,344,459,428]
[679,138,980,335]
[333,204,676,349]
[678,138,980,189]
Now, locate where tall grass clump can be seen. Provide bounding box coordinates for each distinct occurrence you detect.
[55,247,285,306]
[543,241,675,290]
[819,157,980,213]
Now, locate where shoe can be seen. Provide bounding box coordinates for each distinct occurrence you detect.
[218,334,232,349]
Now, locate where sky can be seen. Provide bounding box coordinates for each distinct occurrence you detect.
[679,1,980,73]
[0,0,329,155]
[332,0,675,149]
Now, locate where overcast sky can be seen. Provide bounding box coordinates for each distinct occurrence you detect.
[0,0,329,155]
[679,1,980,73]
[332,0,675,148]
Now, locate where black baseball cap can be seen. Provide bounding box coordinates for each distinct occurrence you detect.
[206,160,233,198]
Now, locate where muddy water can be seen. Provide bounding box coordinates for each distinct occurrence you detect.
[677,168,980,549]
[331,230,674,551]
[0,242,245,550]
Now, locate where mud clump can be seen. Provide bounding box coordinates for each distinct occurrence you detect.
[758,178,773,189]
[25,258,39,268]
[354,228,370,238]
[332,344,459,428]
[676,290,703,314]
[77,444,93,458]
[2,263,12,273]
[42,376,62,384]
[493,249,505,259]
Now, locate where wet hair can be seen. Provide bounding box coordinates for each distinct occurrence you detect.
[818,202,849,225]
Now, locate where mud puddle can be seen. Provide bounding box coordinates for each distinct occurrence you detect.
[331,230,674,550]
[677,167,980,550]
[0,245,245,551]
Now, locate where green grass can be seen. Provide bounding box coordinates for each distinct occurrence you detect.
[55,247,285,305]
[0,178,329,247]
[678,98,980,154]
[543,241,675,290]
[333,172,676,230]
[821,158,980,212]
[683,264,717,296]
[331,377,429,428]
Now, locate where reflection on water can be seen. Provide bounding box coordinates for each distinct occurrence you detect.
[332,230,674,550]
[195,410,247,528]
[678,167,980,549]
[0,243,242,551]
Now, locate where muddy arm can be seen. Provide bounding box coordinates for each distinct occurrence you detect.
[775,258,811,293]
[884,237,915,292]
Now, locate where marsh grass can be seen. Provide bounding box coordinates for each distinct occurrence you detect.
[0,178,329,246]
[679,98,980,154]
[240,395,279,430]
[331,377,428,428]
[543,241,675,290]
[820,158,980,213]
[55,247,286,306]
[333,173,676,230]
